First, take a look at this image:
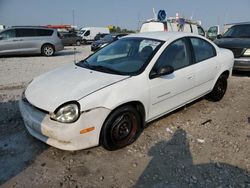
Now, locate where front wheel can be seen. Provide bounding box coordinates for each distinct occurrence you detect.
[41,44,55,56]
[208,75,228,102]
[101,105,143,150]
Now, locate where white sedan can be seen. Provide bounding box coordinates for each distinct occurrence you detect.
[19,32,234,151]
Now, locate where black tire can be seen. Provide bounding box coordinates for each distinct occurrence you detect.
[208,75,227,102]
[101,105,143,150]
[41,44,54,56]
[82,40,87,45]
[76,40,81,46]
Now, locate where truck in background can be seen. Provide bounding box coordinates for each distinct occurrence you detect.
[78,27,110,44]
[0,25,5,31]
[140,17,205,36]
[207,22,250,41]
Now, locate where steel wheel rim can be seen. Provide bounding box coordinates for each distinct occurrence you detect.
[217,80,226,94]
[111,112,137,144]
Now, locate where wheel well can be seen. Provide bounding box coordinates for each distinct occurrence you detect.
[221,70,230,79]
[112,101,146,126]
[99,101,146,145]
[41,43,55,52]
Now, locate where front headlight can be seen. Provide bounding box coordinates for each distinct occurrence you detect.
[243,49,250,56]
[51,103,80,123]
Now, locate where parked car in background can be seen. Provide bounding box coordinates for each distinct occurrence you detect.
[19,32,233,151]
[140,18,205,36]
[94,33,109,41]
[91,33,128,51]
[78,27,110,44]
[214,23,250,71]
[206,25,220,41]
[0,26,64,56]
[61,32,82,46]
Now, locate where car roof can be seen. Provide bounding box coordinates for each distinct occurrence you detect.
[124,31,199,41]
[11,26,55,30]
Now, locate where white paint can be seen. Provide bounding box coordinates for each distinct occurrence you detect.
[21,32,234,150]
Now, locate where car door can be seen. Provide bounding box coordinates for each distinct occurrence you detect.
[148,38,196,120]
[15,28,38,53]
[84,30,91,41]
[0,29,19,55]
[63,33,70,45]
[188,37,219,95]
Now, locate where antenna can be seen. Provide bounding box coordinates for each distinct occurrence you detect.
[72,9,76,64]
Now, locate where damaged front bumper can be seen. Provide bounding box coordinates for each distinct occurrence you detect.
[19,99,111,151]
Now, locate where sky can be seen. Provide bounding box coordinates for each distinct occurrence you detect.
[0,0,250,31]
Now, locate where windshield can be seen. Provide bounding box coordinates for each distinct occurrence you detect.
[78,30,85,35]
[102,34,113,41]
[223,24,250,38]
[77,37,163,75]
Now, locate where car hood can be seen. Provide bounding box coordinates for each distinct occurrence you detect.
[25,64,129,112]
[214,38,250,48]
[93,39,109,46]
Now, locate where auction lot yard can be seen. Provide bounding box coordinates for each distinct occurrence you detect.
[0,46,250,187]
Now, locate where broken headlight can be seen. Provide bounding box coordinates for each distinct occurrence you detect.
[51,103,80,123]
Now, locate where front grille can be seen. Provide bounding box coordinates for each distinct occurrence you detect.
[228,48,246,58]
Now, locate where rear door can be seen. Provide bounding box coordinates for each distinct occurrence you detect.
[148,38,196,120]
[62,33,71,45]
[188,37,219,95]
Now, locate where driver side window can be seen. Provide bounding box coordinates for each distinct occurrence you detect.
[84,30,90,36]
[154,38,190,71]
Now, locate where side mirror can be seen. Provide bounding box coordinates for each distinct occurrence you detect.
[0,36,3,40]
[150,66,174,79]
[217,34,222,39]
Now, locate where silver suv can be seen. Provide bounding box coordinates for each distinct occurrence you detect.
[0,27,64,56]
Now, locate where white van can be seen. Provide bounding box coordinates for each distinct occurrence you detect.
[0,25,5,31]
[140,19,205,36]
[78,27,110,44]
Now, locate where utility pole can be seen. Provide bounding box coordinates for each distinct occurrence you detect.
[72,9,75,26]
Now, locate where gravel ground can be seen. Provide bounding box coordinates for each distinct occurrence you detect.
[0,47,249,188]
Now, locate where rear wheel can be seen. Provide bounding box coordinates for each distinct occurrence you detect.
[208,75,227,101]
[41,44,54,56]
[76,40,81,46]
[101,105,143,150]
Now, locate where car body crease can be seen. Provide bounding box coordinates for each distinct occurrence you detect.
[77,76,131,101]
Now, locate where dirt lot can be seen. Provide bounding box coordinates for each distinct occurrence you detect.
[0,47,250,188]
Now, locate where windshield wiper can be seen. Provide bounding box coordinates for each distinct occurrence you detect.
[91,65,123,75]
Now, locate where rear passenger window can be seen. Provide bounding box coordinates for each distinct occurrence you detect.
[154,38,190,71]
[16,29,36,37]
[190,37,216,63]
[37,29,53,36]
